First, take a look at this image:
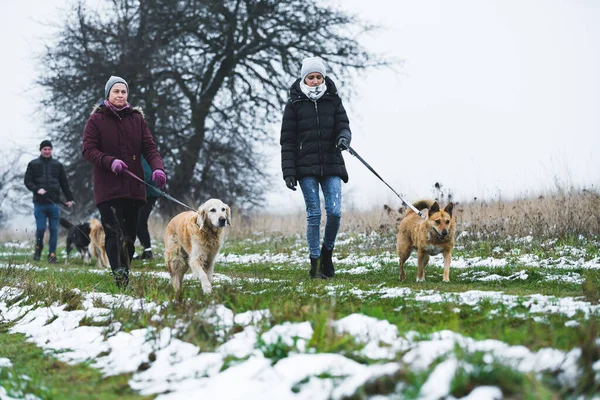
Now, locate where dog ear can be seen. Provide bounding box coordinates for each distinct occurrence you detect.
[196,209,206,229]
[225,205,232,227]
[444,202,454,217]
[429,202,440,215]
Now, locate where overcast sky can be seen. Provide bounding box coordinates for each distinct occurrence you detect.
[1,0,599,215]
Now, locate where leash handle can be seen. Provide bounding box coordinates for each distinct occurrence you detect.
[123,169,196,212]
[347,146,425,219]
[43,195,74,215]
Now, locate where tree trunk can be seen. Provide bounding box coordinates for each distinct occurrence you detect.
[169,106,207,203]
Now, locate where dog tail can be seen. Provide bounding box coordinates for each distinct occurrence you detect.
[59,217,73,229]
[407,199,435,215]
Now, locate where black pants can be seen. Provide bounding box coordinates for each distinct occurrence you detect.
[97,198,143,272]
[136,196,157,249]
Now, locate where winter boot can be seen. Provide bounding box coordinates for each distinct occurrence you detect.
[33,245,42,261]
[134,249,153,260]
[309,257,326,279]
[140,249,154,260]
[320,245,335,278]
[48,252,58,264]
[114,267,130,289]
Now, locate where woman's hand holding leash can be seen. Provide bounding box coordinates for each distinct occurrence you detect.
[337,137,350,151]
[111,159,128,174]
[152,169,167,188]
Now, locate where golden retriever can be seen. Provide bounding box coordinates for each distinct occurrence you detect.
[88,218,110,269]
[164,199,231,294]
[396,199,455,282]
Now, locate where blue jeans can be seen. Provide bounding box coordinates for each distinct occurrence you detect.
[299,176,342,258]
[33,203,60,253]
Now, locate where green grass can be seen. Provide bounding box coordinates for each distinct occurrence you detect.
[449,352,555,399]
[1,232,599,398]
[0,325,154,400]
[1,259,595,353]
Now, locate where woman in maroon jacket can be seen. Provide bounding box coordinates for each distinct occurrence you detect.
[82,75,166,289]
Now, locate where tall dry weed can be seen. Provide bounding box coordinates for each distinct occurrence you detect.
[456,190,600,240]
[2,190,598,243]
[221,189,600,240]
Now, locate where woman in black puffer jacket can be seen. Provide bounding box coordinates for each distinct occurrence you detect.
[280,57,352,279]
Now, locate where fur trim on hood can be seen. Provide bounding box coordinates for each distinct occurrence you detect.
[90,103,144,117]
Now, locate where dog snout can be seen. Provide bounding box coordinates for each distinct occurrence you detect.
[441,229,448,236]
[218,217,227,227]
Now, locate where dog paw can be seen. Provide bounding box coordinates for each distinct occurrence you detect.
[416,277,424,282]
[443,278,450,282]
[400,273,406,281]
[202,285,213,295]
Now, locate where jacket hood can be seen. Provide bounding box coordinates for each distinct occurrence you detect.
[288,76,339,102]
[90,102,144,117]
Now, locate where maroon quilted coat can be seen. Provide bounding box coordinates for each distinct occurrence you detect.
[82,104,165,206]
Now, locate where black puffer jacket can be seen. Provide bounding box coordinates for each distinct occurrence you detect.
[24,156,74,204]
[280,76,352,182]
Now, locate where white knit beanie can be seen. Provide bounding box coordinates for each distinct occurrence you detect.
[300,57,327,81]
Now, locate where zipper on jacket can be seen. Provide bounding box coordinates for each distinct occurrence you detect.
[108,107,122,121]
[314,101,323,176]
[44,158,51,200]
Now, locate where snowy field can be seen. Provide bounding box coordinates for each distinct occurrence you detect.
[1,231,599,399]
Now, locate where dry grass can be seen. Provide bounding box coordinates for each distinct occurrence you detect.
[224,188,600,240]
[2,189,598,244]
[455,189,600,240]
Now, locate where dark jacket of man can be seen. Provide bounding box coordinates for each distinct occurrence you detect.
[82,104,164,206]
[280,76,352,183]
[142,156,161,199]
[24,156,74,204]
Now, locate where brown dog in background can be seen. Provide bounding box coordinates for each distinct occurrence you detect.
[396,199,455,282]
[88,218,110,269]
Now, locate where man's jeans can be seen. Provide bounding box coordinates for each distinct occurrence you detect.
[34,203,60,253]
[299,176,342,258]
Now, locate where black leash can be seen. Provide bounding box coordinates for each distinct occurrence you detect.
[347,146,425,219]
[43,195,74,215]
[124,170,196,212]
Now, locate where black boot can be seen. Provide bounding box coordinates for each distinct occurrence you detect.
[140,249,153,260]
[133,249,153,260]
[48,252,58,264]
[113,267,129,289]
[320,245,335,278]
[33,245,42,261]
[309,257,326,279]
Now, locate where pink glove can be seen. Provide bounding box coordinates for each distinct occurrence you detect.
[111,159,128,174]
[152,169,166,188]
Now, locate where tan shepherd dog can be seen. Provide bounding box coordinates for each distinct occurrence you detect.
[396,199,455,282]
[88,218,110,269]
[164,199,231,294]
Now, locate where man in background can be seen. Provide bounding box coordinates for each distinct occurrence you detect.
[24,140,74,263]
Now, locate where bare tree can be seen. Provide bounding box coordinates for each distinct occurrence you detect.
[0,150,27,228]
[38,0,386,216]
